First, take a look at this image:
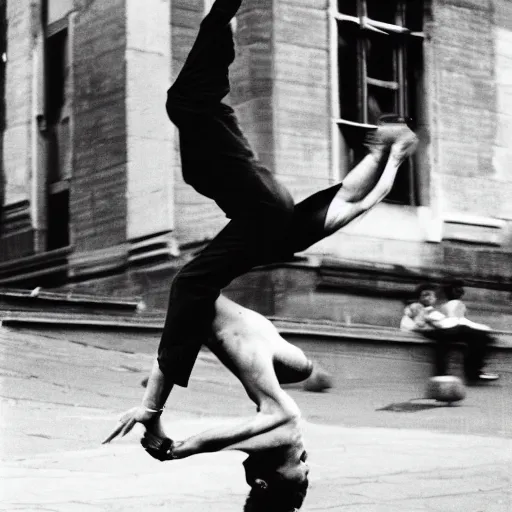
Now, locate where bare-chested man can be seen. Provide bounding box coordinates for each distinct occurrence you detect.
[103,0,418,509]
[103,125,417,511]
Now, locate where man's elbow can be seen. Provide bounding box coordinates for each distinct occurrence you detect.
[278,405,301,425]
[359,189,390,213]
[355,198,375,215]
[272,395,301,424]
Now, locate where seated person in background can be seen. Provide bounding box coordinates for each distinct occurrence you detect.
[400,283,457,332]
[439,278,491,331]
[401,282,499,384]
[438,278,499,382]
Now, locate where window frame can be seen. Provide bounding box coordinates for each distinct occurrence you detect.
[42,0,74,250]
[329,0,425,205]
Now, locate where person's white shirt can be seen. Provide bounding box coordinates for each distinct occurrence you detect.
[400,303,458,332]
[440,299,491,331]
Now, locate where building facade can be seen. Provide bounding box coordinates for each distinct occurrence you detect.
[0,0,511,325]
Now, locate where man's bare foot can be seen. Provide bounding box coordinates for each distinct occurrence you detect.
[389,131,419,164]
[364,115,417,159]
[141,430,177,461]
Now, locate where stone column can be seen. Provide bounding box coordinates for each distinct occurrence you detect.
[125,0,175,246]
[3,0,46,253]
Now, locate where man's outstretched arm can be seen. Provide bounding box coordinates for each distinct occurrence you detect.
[143,401,298,460]
[141,355,301,460]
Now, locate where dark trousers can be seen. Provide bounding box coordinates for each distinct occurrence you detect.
[158,0,296,386]
[423,326,493,381]
[158,6,346,385]
[158,0,346,386]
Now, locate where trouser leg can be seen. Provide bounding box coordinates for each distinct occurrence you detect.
[158,0,295,386]
[460,326,493,380]
[167,0,241,109]
[158,206,293,387]
[421,330,453,376]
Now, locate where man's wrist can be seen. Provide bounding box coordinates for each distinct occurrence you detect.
[144,406,164,413]
[141,404,164,415]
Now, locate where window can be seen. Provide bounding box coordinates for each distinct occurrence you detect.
[332,0,425,205]
[46,28,71,187]
[43,0,72,249]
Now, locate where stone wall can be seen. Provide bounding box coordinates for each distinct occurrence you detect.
[125,0,174,242]
[71,0,128,254]
[169,0,228,245]
[273,0,330,199]
[493,0,512,226]
[3,0,33,206]
[432,0,512,228]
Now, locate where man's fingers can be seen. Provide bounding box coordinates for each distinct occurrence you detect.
[119,408,135,423]
[102,423,124,444]
[120,418,136,438]
[102,411,136,444]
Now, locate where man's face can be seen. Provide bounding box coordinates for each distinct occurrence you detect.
[244,447,310,489]
[277,448,310,484]
[419,289,437,307]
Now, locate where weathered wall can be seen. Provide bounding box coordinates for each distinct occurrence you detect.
[0,0,41,261]
[125,0,174,242]
[3,0,33,206]
[170,0,228,245]
[273,0,330,199]
[231,0,275,169]
[434,0,500,217]
[428,0,511,254]
[71,0,128,255]
[493,0,512,225]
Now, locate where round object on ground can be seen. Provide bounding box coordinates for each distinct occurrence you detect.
[426,375,466,403]
[303,367,333,392]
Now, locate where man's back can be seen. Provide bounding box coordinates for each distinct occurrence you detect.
[210,296,305,417]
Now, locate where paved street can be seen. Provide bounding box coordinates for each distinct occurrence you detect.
[0,324,511,511]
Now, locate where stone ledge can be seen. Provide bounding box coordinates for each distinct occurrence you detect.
[442,213,506,246]
[271,317,512,350]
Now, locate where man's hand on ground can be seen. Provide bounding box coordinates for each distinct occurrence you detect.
[141,430,183,461]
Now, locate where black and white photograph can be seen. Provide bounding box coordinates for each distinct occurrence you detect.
[0,0,511,510]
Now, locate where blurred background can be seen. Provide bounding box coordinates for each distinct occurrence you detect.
[0,0,510,330]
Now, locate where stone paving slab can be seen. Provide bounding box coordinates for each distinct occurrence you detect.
[1,325,511,511]
[1,418,511,512]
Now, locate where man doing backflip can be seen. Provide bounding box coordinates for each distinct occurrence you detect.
[103,140,417,509]
[104,1,418,507]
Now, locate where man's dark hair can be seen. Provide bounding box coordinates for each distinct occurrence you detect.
[441,277,465,300]
[243,476,309,512]
[414,282,437,297]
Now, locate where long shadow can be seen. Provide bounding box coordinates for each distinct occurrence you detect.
[377,399,462,413]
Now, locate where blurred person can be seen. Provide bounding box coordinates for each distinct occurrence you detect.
[400,283,445,332]
[401,282,499,383]
[439,278,499,383]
